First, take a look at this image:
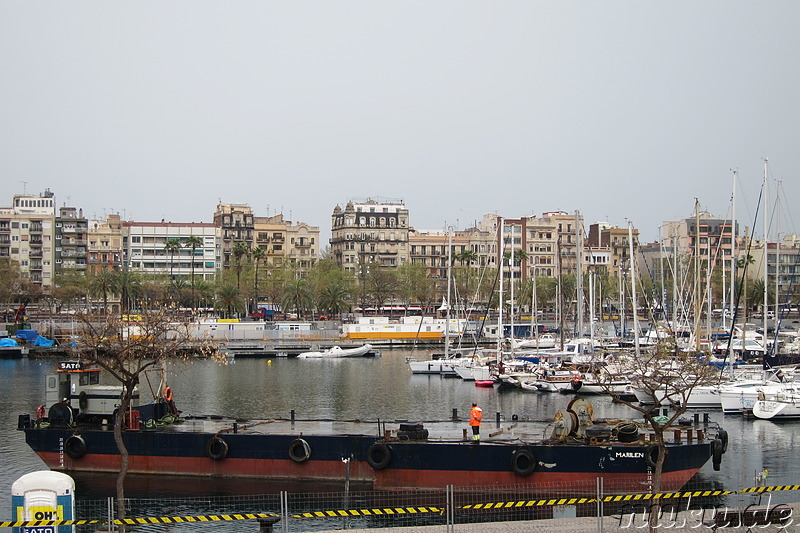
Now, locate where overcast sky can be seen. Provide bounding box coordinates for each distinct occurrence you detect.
[1,2,797,245]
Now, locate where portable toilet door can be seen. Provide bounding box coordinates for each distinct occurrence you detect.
[11,470,75,533]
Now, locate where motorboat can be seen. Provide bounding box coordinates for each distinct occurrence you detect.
[297,343,374,358]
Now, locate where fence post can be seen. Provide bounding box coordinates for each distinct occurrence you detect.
[107,496,116,532]
[596,477,604,533]
[280,490,289,532]
[446,484,454,533]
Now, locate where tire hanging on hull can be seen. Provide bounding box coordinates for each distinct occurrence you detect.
[206,436,229,461]
[65,435,87,459]
[288,438,312,463]
[511,447,537,476]
[367,443,391,470]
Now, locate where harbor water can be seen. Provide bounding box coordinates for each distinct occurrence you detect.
[2,349,800,520]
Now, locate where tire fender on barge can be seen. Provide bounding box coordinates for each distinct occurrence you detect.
[367,443,392,470]
[511,447,537,476]
[206,436,229,461]
[64,435,87,459]
[288,438,312,463]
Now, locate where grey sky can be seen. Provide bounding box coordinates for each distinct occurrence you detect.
[1,2,797,245]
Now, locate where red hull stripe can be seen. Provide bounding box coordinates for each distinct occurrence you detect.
[38,452,700,492]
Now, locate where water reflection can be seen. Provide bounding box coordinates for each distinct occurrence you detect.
[2,350,800,515]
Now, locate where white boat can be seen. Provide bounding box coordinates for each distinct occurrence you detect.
[297,343,373,358]
[752,385,800,420]
[513,333,557,350]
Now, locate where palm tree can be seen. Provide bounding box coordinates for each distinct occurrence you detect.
[216,283,243,318]
[88,269,117,314]
[232,242,251,292]
[164,238,182,282]
[251,247,266,315]
[184,236,203,312]
[318,282,351,319]
[112,268,142,314]
[282,277,313,319]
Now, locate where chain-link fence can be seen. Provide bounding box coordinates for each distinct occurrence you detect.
[39,476,794,533]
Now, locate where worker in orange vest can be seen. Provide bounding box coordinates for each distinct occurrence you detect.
[469,402,483,442]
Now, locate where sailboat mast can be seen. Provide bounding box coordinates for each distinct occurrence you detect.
[445,229,452,359]
[498,218,504,357]
[693,199,701,352]
[628,221,640,356]
[730,170,737,324]
[576,211,583,339]
[763,159,768,343]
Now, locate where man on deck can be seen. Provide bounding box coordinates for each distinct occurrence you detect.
[469,402,483,442]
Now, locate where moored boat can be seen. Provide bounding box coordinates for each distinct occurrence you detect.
[18,369,726,494]
[297,343,374,358]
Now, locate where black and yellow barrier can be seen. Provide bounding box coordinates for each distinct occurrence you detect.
[1,484,795,527]
[0,513,278,528]
[293,506,444,518]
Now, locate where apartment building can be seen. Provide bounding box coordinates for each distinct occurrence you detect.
[87,214,124,274]
[214,203,255,269]
[0,189,57,287]
[122,221,220,281]
[330,198,410,272]
[55,207,89,275]
[254,213,320,273]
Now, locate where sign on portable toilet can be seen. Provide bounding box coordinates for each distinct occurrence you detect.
[11,471,75,533]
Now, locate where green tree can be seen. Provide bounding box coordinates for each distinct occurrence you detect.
[282,277,313,318]
[164,238,182,283]
[366,265,398,310]
[184,236,204,312]
[231,242,251,294]
[88,269,117,314]
[112,268,142,313]
[215,283,243,318]
[251,247,266,313]
[318,282,351,319]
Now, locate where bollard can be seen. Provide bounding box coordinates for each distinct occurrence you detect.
[233,422,238,434]
[452,408,459,420]
[463,428,468,441]
[496,412,500,427]
[291,409,295,421]
[258,516,280,533]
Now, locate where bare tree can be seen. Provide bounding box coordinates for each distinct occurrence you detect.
[75,308,221,529]
[602,340,721,529]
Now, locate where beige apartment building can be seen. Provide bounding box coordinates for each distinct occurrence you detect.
[330,198,410,273]
[87,214,124,274]
[253,213,320,273]
[0,190,57,287]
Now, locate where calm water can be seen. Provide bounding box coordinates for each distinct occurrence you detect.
[2,350,799,518]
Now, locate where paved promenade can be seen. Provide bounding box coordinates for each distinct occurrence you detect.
[311,502,800,532]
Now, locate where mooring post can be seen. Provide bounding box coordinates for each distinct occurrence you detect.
[258,516,280,533]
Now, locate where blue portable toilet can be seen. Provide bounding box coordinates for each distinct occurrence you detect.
[11,471,75,533]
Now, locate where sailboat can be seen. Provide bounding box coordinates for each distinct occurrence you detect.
[408,231,472,375]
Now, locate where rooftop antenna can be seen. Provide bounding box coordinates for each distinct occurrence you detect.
[20,180,27,195]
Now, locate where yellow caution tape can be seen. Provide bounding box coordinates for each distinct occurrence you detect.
[116,513,278,525]
[0,519,101,528]
[741,485,800,493]
[1,513,279,527]
[4,485,799,527]
[292,507,444,518]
